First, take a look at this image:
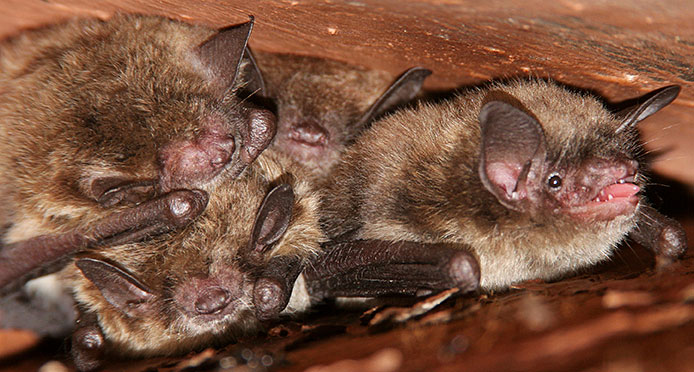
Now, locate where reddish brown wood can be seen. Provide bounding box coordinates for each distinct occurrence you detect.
[0,330,38,359]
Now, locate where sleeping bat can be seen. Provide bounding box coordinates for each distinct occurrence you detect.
[249,51,431,177]
[0,14,327,368]
[61,149,323,371]
[0,14,276,294]
[0,16,427,368]
[306,80,687,298]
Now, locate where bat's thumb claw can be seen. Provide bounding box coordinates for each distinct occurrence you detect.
[253,277,290,321]
[446,251,481,293]
[164,190,209,227]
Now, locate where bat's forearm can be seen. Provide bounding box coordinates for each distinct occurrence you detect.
[0,189,208,294]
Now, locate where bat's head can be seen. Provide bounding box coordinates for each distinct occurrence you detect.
[478,82,680,225]
[154,16,277,192]
[254,53,429,176]
[9,15,277,218]
[473,81,680,288]
[68,152,323,358]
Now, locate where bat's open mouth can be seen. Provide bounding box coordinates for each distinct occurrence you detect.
[568,175,640,222]
[592,176,639,203]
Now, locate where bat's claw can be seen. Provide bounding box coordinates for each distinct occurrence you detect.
[253,277,289,321]
[163,190,209,228]
[446,251,481,293]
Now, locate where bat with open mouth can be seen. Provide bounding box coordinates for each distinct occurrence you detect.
[308,80,687,297]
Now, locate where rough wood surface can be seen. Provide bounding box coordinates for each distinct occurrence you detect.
[0,0,692,183]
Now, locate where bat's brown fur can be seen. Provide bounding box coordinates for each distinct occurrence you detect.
[0,14,258,244]
[0,14,324,361]
[61,149,323,357]
[321,80,656,290]
[254,51,404,176]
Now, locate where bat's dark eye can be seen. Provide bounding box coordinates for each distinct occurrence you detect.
[547,174,562,189]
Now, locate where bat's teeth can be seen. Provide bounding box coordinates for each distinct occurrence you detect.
[594,189,618,202]
[593,182,640,203]
[595,189,606,202]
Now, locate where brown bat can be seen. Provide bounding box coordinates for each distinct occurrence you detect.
[61,149,323,371]
[0,18,429,369]
[249,51,431,177]
[0,14,276,294]
[306,80,686,298]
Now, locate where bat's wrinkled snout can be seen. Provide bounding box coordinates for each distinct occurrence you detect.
[194,286,232,314]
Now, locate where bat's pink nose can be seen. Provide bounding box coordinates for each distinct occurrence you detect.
[194,286,232,314]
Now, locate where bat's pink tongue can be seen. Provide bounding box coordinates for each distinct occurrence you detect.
[595,183,640,202]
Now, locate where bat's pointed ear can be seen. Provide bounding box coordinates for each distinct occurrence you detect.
[354,67,432,129]
[616,85,680,133]
[195,16,255,93]
[478,101,547,211]
[84,175,155,207]
[239,46,266,95]
[76,258,155,317]
[247,184,294,257]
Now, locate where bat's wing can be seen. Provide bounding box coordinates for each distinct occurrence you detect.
[304,240,480,300]
[0,189,208,295]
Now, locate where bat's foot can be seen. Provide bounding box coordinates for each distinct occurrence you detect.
[162,189,210,228]
[304,240,481,299]
[630,205,688,262]
[655,222,687,259]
